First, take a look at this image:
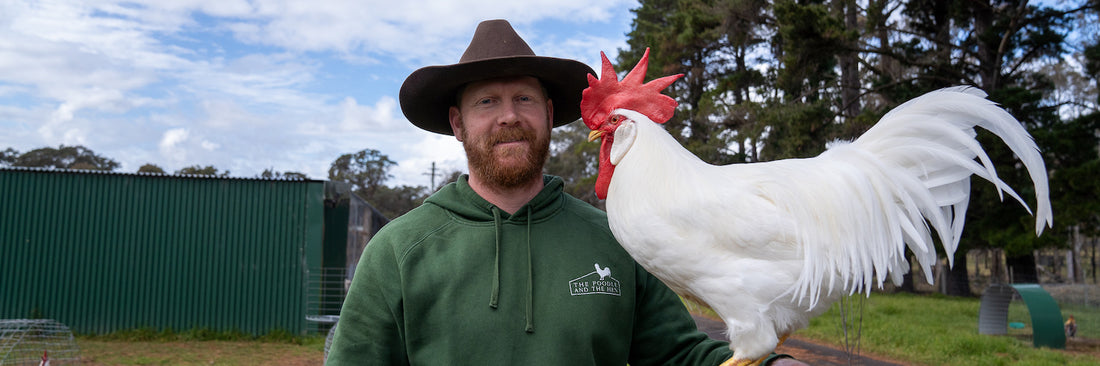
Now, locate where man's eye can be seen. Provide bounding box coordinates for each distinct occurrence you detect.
[476,98,493,105]
[517,96,532,102]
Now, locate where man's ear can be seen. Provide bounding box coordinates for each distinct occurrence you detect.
[448,106,464,141]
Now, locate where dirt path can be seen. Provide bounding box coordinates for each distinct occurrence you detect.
[692,315,908,366]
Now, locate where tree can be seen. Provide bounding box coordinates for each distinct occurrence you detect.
[4,145,120,171]
[714,0,770,162]
[621,0,742,164]
[1025,18,1100,281]
[259,168,309,180]
[835,0,861,121]
[437,169,464,191]
[370,185,430,219]
[328,149,396,199]
[175,165,229,177]
[328,148,432,218]
[716,0,770,106]
[0,148,16,167]
[757,0,847,160]
[772,0,845,103]
[546,123,603,208]
[137,163,166,174]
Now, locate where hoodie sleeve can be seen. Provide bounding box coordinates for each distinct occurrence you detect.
[628,263,733,366]
[326,233,409,366]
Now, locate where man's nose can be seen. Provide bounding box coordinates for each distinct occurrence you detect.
[497,101,520,126]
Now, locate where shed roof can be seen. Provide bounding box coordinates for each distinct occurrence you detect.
[0,166,325,182]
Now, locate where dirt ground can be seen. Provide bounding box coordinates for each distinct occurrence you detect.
[692,315,908,366]
[778,337,907,366]
[77,339,324,366]
[1037,334,1100,359]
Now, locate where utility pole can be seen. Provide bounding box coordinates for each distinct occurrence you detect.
[423,162,439,191]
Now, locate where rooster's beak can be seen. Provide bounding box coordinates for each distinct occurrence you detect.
[587,130,603,142]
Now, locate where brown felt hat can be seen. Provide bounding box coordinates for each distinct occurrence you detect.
[399,19,596,135]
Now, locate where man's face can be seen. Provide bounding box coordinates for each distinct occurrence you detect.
[448,76,553,190]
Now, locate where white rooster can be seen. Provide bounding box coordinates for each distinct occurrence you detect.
[581,49,1052,366]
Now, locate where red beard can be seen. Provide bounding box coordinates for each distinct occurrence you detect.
[463,125,549,190]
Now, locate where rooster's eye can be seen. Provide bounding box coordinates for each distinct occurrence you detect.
[610,115,621,124]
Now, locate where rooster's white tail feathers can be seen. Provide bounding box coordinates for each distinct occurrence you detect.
[792,87,1051,307]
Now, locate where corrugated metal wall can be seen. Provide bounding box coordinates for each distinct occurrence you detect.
[0,168,324,335]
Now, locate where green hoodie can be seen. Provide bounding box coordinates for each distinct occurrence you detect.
[326,175,732,365]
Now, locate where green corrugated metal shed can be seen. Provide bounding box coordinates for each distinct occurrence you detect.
[0,167,326,335]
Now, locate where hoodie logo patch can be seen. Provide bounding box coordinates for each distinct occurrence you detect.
[569,263,621,296]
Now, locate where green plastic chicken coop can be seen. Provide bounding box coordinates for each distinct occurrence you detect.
[977,283,1066,349]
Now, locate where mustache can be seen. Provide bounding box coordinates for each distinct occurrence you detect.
[486,126,536,145]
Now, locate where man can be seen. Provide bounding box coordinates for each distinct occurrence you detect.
[326,19,803,366]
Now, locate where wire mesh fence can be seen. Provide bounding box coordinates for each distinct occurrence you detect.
[893,248,1100,296]
[0,319,80,365]
[306,267,348,335]
[306,268,347,365]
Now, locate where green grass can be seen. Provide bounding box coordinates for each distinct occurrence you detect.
[73,293,1099,365]
[794,292,1099,365]
[77,329,326,365]
[82,327,312,343]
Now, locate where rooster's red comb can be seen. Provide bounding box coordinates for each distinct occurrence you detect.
[581,48,683,129]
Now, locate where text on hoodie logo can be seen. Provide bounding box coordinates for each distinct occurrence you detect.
[569,263,621,296]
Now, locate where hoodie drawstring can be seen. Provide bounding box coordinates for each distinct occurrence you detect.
[490,208,501,309]
[525,213,534,333]
[488,206,535,333]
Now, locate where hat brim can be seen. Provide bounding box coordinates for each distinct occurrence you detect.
[400,56,596,135]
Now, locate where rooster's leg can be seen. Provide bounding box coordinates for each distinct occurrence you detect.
[719,334,793,366]
[776,333,790,348]
[718,355,768,366]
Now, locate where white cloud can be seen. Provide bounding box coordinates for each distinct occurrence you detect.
[338,96,403,132]
[160,128,189,149]
[219,0,633,62]
[0,0,635,183]
[199,99,261,128]
[200,140,219,151]
[158,127,190,162]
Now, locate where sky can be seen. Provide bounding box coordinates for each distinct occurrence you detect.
[0,0,640,187]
